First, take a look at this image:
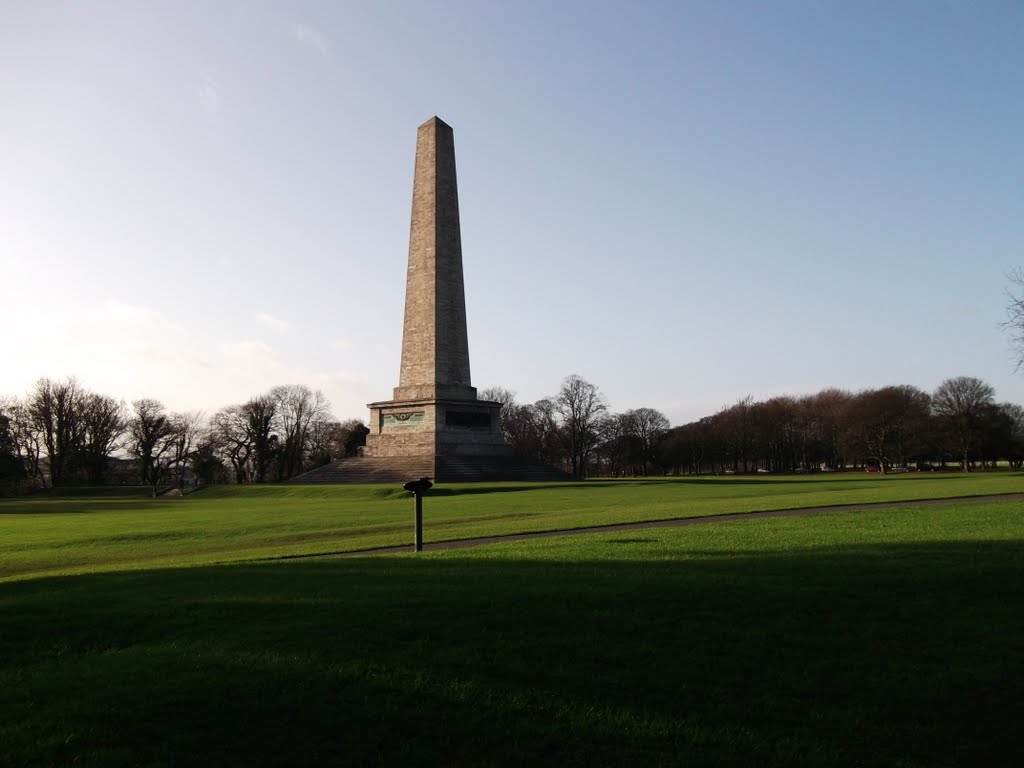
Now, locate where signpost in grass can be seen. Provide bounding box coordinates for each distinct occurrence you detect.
[402,477,433,552]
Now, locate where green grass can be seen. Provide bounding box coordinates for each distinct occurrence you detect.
[1,472,1022,581]
[2,500,1022,766]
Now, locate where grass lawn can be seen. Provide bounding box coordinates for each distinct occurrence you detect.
[1,472,1022,581]
[1,498,1022,766]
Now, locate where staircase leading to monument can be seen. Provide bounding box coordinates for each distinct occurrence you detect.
[288,454,572,485]
[287,456,434,485]
[434,455,572,483]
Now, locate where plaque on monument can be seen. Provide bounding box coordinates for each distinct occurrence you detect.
[382,412,425,427]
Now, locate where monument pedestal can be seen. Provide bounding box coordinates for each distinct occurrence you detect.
[364,397,510,459]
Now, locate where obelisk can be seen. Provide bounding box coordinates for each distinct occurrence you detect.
[394,117,475,402]
[363,117,507,464]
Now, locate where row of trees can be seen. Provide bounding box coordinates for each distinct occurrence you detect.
[486,375,1023,477]
[207,391,366,484]
[482,375,670,479]
[0,378,367,491]
[659,377,1024,475]
[2,372,1021,490]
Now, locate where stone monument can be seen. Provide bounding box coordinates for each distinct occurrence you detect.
[362,116,509,463]
[291,117,568,483]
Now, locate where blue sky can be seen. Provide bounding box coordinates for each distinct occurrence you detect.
[2,1,1022,424]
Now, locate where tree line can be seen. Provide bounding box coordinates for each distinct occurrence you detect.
[659,377,1023,475]
[2,372,1022,492]
[0,378,368,492]
[482,375,669,479]
[486,375,1023,477]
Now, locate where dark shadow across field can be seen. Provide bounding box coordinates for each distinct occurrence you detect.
[2,538,1022,767]
[422,481,641,496]
[424,473,1002,496]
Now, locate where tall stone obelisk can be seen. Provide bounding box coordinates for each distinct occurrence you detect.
[394,117,475,402]
[363,117,508,465]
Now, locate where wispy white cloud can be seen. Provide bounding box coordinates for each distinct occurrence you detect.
[333,369,369,385]
[221,340,278,364]
[195,74,222,115]
[332,338,352,352]
[103,300,186,335]
[290,23,329,58]
[255,313,293,331]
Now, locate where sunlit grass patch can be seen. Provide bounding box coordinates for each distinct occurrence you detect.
[0,472,1020,581]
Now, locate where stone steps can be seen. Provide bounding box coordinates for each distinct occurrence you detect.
[287,454,572,485]
[287,456,433,485]
[435,455,572,483]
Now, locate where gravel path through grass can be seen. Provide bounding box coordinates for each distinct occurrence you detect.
[327,491,1024,557]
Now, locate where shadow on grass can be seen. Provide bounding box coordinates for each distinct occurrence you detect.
[405,480,665,498]
[2,538,1023,767]
[430,474,1010,496]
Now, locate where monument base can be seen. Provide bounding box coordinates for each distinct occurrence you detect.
[363,397,510,459]
[287,395,573,483]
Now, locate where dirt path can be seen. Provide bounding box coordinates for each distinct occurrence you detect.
[318,492,1024,558]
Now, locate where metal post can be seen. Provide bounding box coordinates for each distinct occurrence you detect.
[413,492,423,552]
[403,477,432,553]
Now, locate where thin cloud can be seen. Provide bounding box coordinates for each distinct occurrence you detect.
[103,300,185,336]
[333,369,369,385]
[332,338,352,352]
[290,23,329,58]
[255,313,293,331]
[221,340,278,364]
[195,74,221,115]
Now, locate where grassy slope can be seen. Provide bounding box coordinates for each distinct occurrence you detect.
[1,500,1022,766]
[1,473,1022,581]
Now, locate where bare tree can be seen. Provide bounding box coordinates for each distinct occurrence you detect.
[995,402,1024,469]
[479,386,518,443]
[1003,267,1024,371]
[479,386,516,411]
[659,419,714,475]
[718,396,756,473]
[477,387,557,462]
[167,411,204,491]
[627,407,671,475]
[932,376,996,472]
[0,397,43,486]
[79,393,127,483]
[0,401,24,489]
[26,377,86,487]
[555,374,607,478]
[243,395,278,483]
[595,412,639,476]
[848,386,930,472]
[211,405,254,483]
[191,427,227,485]
[128,399,176,488]
[271,385,331,480]
[529,398,563,467]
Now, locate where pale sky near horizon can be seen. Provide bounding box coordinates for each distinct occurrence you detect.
[2,1,1022,426]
